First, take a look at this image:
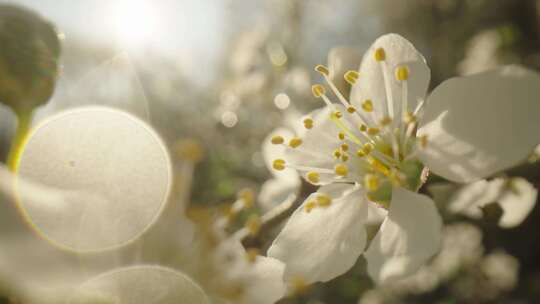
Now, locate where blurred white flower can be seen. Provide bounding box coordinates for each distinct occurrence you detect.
[431,177,537,228]
[266,34,540,285]
[213,239,286,304]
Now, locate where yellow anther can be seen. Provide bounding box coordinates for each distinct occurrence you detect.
[364,174,380,192]
[304,200,317,213]
[331,111,343,119]
[380,116,392,126]
[334,164,348,176]
[363,143,374,154]
[344,70,360,85]
[395,65,409,81]
[340,143,349,151]
[374,47,386,62]
[341,154,349,162]
[174,139,204,163]
[316,194,332,207]
[311,84,326,98]
[273,159,286,171]
[245,215,261,237]
[419,134,428,148]
[303,118,314,129]
[238,188,255,208]
[367,127,380,136]
[289,137,303,148]
[362,99,374,112]
[404,111,416,124]
[271,135,284,145]
[338,132,345,140]
[245,248,260,263]
[359,124,367,132]
[357,143,373,158]
[347,106,356,113]
[306,171,320,184]
[290,276,310,296]
[333,149,342,158]
[315,64,330,76]
[369,157,391,176]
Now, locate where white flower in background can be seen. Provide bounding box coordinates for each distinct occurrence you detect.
[212,239,286,304]
[429,177,537,228]
[267,33,540,285]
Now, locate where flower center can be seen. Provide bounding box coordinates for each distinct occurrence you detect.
[272,47,430,207]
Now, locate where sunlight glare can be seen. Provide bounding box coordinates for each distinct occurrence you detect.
[112,0,161,49]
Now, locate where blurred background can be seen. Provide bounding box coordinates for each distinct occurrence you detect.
[1,0,540,303]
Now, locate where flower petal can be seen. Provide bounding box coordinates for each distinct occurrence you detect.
[350,34,430,120]
[498,177,537,228]
[328,47,361,95]
[257,177,299,212]
[365,187,442,283]
[243,256,286,304]
[262,127,299,181]
[418,66,540,182]
[267,184,367,284]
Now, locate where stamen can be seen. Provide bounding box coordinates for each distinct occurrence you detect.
[367,127,380,136]
[338,132,345,140]
[374,48,386,62]
[368,157,391,176]
[341,154,349,162]
[344,70,359,85]
[361,99,374,112]
[340,143,349,151]
[311,84,326,98]
[333,149,342,158]
[245,215,261,237]
[315,64,330,76]
[271,135,284,145]
[273,159,286,170]
[238,188,255,209]
[419,134,428,148]
[347,106,356,113]
[289,137,303,148]
[303,118,314,129]
[380,116,392,126]
[245,248,260,263]
[359,124,367,132]
[306,171,320,184]
[316,194,332,207]
[395,66,409,81]
[334,164,348,176]
[304,200,317,213]
[364,174,380,191]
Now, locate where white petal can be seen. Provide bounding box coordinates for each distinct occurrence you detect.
[267,184,367,283]
[68,266,209,304]
[328,47,361,95]
[15,107,172,252]
[284,106,363,185]
[257,177,299,212]
[242,256,286,304]
[418,65,540,182]
[262,127,299,181]
[498,177,537,228]
[350,34,430,119]
[365,187,442,283]
[446,179,506,220]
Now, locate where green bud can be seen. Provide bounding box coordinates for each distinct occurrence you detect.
[0,4,61,115]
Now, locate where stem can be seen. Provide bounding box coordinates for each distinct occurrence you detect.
[7,110,33,171]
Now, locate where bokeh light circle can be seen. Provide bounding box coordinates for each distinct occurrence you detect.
[68,265,209,304]
[16,106,171,252]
